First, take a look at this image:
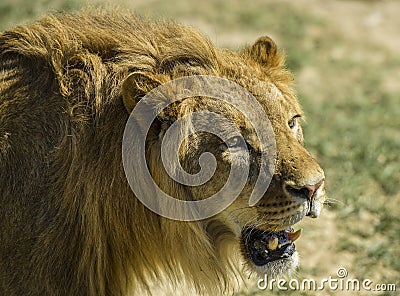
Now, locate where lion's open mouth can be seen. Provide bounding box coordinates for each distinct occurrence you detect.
[242,227,302,266]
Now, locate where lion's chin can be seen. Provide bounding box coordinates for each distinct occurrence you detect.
[241,227,301,277]
[249,251,299,277]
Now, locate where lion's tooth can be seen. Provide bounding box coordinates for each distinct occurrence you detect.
[287,229,302,242]
[268,237,279,250]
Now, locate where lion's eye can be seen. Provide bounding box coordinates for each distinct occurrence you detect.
[225,136,245,149]
[288,116,300,129]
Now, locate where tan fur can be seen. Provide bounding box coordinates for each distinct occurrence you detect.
[0,10,326,296]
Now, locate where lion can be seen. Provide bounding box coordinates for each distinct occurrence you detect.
[0,10,326,296]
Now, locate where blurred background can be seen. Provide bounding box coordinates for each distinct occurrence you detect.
[1,0,399,295]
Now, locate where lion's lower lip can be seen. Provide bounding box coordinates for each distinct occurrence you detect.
[242,227,298,266]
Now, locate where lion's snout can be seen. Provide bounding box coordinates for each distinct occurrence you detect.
[284,179,323,201]
[284,178,325,218]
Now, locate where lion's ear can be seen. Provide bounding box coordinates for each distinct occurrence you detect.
[243,36,280,67]
[122,72,163,113]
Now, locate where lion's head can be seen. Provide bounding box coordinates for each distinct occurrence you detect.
[121,34,326,287]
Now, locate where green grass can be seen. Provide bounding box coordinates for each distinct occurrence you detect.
[0,0,82,30]
[297,26,400,291]
[1,0,399,295]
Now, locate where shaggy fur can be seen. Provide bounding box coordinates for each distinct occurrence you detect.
[0,10,326,296]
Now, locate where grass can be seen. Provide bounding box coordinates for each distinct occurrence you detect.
[1,0,399,295]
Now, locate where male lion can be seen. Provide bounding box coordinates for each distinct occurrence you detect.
[0,11,326,296]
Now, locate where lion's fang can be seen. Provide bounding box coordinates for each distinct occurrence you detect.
[268,237,279,250]
[286,229,302,242]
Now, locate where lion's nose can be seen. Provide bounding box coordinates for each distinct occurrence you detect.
[285,179,324,200]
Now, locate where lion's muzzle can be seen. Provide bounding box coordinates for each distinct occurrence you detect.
[284,178,325,218]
